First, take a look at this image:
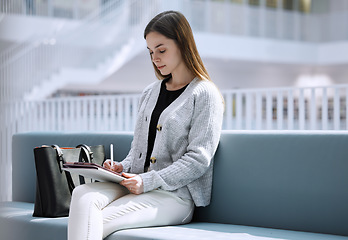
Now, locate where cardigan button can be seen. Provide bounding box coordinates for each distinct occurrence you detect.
[150,157,157,164]
[156,124,162,131]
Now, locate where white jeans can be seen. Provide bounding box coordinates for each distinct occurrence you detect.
[68,182,194,240]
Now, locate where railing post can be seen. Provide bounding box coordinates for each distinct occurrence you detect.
[116,96,123,131]
[236,92,242,130]
[255,92,262,130]
[334,88,340,130]
[298,88,305,130]
[103,98,109,131]
[110,97,116,131]
[346,87,348,130]
[96,98,102,131]
[82,98,88,131]
[266,91,272,130]
[321,87,328,130]
[277,90,283,130]
[310,88,316,130]
[287,89,294,130]
[38,101,43,131]
[245,92,252,129]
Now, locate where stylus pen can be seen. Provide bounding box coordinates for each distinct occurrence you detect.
[110,144,114,167]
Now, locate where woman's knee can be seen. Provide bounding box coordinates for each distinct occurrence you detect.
[71,183,95,199]
[71,184,100,207]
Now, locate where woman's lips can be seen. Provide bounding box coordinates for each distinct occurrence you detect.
[157,65,165,70]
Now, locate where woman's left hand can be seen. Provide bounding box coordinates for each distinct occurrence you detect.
[120,173,144,195]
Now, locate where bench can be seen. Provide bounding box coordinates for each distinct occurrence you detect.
[1,130,348,239]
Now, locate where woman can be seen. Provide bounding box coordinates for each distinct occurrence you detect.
[68,10,224,239]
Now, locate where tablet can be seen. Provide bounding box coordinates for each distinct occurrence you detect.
[63,162,126,183]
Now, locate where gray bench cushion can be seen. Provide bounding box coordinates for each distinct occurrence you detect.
[2,202,346,240]
[0,201,68,239]
[106,223,348,240]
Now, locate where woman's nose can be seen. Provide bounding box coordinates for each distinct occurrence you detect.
[152,52,159,62]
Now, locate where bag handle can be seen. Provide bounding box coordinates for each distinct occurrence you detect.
[51,145,64,170]
[76,144,94,185]
[51,145,75,193]
[76,144,93,163]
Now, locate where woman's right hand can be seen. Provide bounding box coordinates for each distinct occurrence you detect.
[103,159,123,173]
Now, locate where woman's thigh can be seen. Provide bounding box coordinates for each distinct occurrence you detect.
[70,182,129,211]
[102,190,194,238]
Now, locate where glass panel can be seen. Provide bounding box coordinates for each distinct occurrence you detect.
[299,0,311,13]
[266,0,277,8]
[249,0,260,6]
[283,0,293,11]
[230,0,243,3]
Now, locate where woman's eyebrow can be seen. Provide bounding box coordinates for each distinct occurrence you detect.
[147,43,164,50]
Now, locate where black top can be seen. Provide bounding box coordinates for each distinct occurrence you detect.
[144,78,188,171]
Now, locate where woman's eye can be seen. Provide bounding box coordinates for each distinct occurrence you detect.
[159,50,166,53]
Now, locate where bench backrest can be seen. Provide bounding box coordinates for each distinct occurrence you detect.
[194,130,348,236]
[12,131,348,236]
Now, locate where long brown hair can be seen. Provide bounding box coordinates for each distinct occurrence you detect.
[144,11,210,81]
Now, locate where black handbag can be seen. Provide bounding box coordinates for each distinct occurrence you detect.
[33,144,105,218]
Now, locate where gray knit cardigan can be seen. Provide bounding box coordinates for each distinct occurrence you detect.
[121,77,224,207]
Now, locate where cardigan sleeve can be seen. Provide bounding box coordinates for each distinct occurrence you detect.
[140,82,224,192]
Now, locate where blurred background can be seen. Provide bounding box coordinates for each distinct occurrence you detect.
[1,0,348,201]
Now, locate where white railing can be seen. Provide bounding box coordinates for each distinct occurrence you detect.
[11,94,141,133]
[7,85,348,134]
[222,85,348,131]
[1,84,348,201]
